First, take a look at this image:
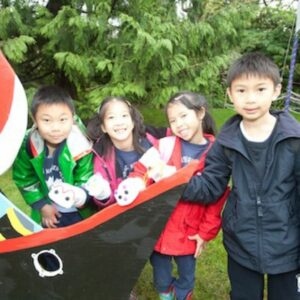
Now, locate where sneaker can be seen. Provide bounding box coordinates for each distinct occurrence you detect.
[159,291,175,300]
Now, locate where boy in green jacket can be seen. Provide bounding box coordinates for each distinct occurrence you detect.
[13,85,95,228]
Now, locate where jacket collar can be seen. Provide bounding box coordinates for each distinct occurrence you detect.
[218,110,300,152]
[29,123,92,161]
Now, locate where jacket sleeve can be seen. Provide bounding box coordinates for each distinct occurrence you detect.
[145,125,172,139]
[129,161,148,180]
[182,141,231,204]
[12,136,48,207]
[197,187,229,241]
[128,146,162,186]
[73,152,94,186]
[92,155,116,208]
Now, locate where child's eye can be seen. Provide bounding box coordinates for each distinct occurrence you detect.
[258,87,266,92]
[237,89,245,93]
[60,118,68,122]
[42,118,50,122]
[122,114,129,118]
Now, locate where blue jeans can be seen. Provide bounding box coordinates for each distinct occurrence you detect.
[150,251,196,300]
[57,211,82,227]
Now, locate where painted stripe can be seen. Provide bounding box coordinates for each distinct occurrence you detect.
[0,234,6,241]
[6,207,33,236]
[0,52,14,133]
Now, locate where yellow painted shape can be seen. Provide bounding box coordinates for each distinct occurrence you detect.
[6,207,32,236]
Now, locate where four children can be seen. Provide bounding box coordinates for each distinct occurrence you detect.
[10,51,298,299]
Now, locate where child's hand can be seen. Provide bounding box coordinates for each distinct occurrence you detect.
[83,173,111,201]
[188,234,207,258]
[49,183,87,208]
[41,204,61,228]
[115,177,146,206]
[147,163,176,182]
[139,147,177,182]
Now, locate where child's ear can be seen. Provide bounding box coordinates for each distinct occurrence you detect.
[101,124,106,133]
[226,88,233,103]
[32,117,37,127]
[197,107,206,120]
[272,84,282,101]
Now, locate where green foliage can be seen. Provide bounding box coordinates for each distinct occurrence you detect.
[54,52,91,87]
[0,0,297,118]
[2,35,35,62]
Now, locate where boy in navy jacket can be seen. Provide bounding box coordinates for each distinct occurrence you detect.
[182,52,300,300]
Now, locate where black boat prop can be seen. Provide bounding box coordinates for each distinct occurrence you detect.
[0,52,198,299]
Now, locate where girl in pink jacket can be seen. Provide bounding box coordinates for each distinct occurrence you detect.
[86,96,171,300]
[123,91,229,300]
[86,96,170,209]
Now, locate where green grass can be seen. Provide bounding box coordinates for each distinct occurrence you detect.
[3,107,296,299]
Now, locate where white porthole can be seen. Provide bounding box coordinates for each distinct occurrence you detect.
[31,249,63,277]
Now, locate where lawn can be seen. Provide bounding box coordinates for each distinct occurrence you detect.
[2,107,299,300]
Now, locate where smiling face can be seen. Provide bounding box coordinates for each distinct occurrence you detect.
[101,100,134,150]
[34,103,74,152]
[227,74,281,124]
[167,101,205,144]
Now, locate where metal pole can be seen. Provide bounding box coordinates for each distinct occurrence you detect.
[285,1,300,111]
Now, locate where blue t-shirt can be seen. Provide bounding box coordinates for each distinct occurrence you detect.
[43,141,77,213]
[116,138,152,179]
[181,139,209,167]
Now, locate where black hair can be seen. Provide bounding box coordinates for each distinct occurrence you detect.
[226,52,281,87]
[165,91,216,135]
[87,96,146,157]
[31,85,75,118]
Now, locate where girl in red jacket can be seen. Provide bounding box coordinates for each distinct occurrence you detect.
[120,91,228,300]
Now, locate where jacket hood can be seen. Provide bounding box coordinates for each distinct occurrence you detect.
[29,122,92,161]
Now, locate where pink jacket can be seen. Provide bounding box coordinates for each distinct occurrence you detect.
[130,134,229,255]
[93,147,121,209]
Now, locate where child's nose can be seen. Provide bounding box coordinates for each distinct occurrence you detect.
[246,92,256,103]
[175,119,184,128]
[115,117,124,125]
[51,122,61,131]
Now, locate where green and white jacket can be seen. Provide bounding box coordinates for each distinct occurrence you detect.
[13,117,94,223]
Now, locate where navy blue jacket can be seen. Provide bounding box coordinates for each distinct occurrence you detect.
[182,111,300,274]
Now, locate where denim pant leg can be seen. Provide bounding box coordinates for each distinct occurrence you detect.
[173,255,196,300]
[57,212,82,227]
[150,251,174,293]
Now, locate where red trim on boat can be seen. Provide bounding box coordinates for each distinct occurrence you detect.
[0,161,198,253]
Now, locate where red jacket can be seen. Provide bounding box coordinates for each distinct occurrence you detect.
[131,134,229,255]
